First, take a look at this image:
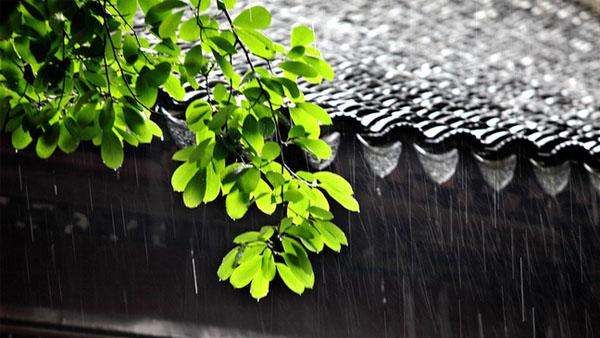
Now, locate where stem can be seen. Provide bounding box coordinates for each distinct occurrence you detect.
[220,8,288,211]
[99,2,153,113]
[104,0,152,63]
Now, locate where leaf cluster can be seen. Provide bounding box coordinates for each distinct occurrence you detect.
[0,0,358,299]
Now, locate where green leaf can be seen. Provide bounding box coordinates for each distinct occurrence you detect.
[261,249,276,281]
[259,226,275,240]
[254,179,275,215]
[265,171,286,188]
[291,25,315,46]
[308,206,334,220]
[190,0,211,11]
[261,141,280,161]
[317,220,347,246]
[278,77,301,99]
[284,188,304,203]
[163,75,185,101]
[250,270,269,300]
[58,124,79,153]
[237,27,276,59]
[146,0,185,25]
[209,36,236,54]
[225,189,249,220]
[276,263,304,295]
[99,102,115,131]
[288,125,307,139]
[148,62,172,86]
[183,172,205,208]
[217,0,236,9]
[242,114,264,154]
[238,167,260,193]
[230,254,261,289]
[101,131,124,169]
[234,231,261,244]
[135,68,158,107]
[295,138,332,159]
[171,161,199,192]
[288,46,305,59]
[314,171,359,212]
[22,1,47,21]
[282,237,314,288]
[117,0,138,16]
[315,58,335,81]
[239,243,266,263]
[82,70,106,88]
[285,222,323,253]
[204,164,221,202]
[184,45,207,76]
[315,221,340,252]
[123,35,139,64]
[159,11,183,39]
[139,0,160,13]
[290,107,319,138]
[172,146,196,161]
[185,99,212,130]
[11,126,32,150]
[233,6,271,30]
[217,247,239,281]
[280,61,318,78]
[215,55,240,87]
[297,102,331,125]
[180,18,200,41]
[35,125,59,159]
[208,105,232,130]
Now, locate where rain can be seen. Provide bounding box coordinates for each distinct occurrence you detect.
[1,0,600,337]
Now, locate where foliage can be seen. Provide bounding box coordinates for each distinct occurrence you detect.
[0,0,359,300]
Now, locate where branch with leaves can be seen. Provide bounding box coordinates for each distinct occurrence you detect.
[0,0,359,300]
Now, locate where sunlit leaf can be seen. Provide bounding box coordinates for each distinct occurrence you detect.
[280,61,318,78]
[226,189,249,220]
[230,254,261,288]
[291,25,315,46]
[11,126,32,150]
[101,130,124,169]
[276,263,304,295]
[217,247,239,281]
[233,6,271,30]
[171,161,199,192]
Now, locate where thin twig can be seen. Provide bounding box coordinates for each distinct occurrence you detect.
[99,1,154,113]
[104,0,152,63]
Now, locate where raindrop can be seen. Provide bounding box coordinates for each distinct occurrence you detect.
[191,250,199,295]
[18,164,22,191]
[134,154,140,187]
[87,178,94,211]
[110,204,117,242]
[520,256,525,322]
[478,312,485,338]
[532,307,536,338]
[29,214,34,242]
[25,184,30,210]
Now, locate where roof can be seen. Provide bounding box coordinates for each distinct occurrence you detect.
[152,0,600,188]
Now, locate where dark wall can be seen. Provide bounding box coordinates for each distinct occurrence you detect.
[1,133,599,338]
